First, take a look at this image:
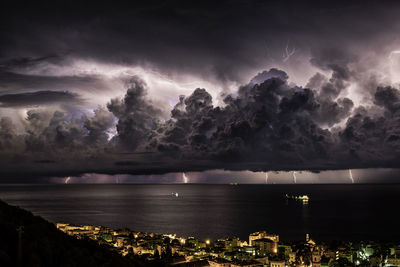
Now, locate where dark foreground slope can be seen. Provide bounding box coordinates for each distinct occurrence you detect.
[0,199,137,267]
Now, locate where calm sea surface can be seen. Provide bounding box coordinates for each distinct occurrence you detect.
[0,184,399,241]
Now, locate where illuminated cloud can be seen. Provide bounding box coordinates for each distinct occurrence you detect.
[2,1,400,181]
[0,90,84,108]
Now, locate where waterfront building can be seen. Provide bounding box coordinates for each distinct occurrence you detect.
[54,222,399,267]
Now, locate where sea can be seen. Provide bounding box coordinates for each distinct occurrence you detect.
[0,184,399,242]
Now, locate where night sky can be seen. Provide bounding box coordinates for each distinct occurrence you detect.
[1,0,400,182]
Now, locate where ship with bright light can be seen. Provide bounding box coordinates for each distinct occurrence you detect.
[285,194,309,203]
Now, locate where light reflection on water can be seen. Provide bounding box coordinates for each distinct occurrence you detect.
[0,184,399,241]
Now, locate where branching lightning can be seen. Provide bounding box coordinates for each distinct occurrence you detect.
[64,176,71,184]
[283,42,296,62]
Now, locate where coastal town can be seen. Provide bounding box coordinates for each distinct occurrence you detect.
[56,223,400,267]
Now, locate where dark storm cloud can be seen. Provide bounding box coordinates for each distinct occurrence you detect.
[0,90,83,107]
[0,117,18,151]
[1,0,400,83]
[23,107,114,152]
[107,77,163,150]
[0,55,65,70]
[2,68,400,180]
[2,0,400,180]
[146,71,335,168]
[0,70,107,95]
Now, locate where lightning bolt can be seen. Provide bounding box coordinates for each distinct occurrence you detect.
[182,173,189,184]
[64,177,71,184]
[292,171,297,184]
[282,42,296,62]
[265,172,269,184]
[348,169,355,184]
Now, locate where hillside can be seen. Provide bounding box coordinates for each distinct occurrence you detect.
[0,199,137,267]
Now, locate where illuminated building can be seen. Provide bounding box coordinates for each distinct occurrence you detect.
[116,236,128,248]
[253,238,278,254]
[231,261,262,267]
[289,252,296,263]
[56,223,68,229]
[270,260,285,267]
[54,222,396,267]
[208,258,231,267]
[237,246,257,256]
[387,256,400,266]
[277,244,292,257]
[337,248,353,263]
[312,250,321,267]
[249,231,279,246]
[218,237,239,251]
[238,240,248,247]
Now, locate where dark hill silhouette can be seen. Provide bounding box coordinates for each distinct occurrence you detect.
[0,199,139,267]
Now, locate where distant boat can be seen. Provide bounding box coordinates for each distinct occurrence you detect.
[285,194,309,203]
[172,192,179,197]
